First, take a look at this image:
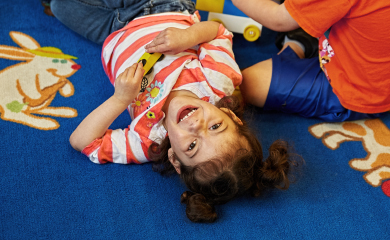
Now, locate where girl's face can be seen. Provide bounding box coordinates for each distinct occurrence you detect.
[163,94,246,173]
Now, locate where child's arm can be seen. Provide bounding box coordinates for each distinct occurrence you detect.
[232,0,299,32]
[69,62,144,152]
[144,21,220,55]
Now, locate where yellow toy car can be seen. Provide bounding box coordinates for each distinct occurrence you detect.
[138,52,164,76]
[137,52,164,92]
[196,0,263,42]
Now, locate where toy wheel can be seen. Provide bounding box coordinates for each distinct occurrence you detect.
[157,54,164,62]
[139,59,147,65]
[243,25,261,42]
[146,67,153,76]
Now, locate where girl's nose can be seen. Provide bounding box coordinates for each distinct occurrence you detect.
[190,118,205,132]
[71,64,81,70]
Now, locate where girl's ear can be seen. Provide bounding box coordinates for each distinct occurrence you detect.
[168,148,181,174]
[220,108,243,125]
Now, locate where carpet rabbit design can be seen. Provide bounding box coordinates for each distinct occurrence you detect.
[0,31,80,130]
[309,119,390,197]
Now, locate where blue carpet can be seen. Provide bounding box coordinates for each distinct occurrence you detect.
[1,1,389,239]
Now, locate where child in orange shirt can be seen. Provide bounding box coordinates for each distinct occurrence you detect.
[233,0,390,121]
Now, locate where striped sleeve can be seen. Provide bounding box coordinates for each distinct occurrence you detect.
[81,128,149,164]
[102,13,194,85]
[198,24,242,97]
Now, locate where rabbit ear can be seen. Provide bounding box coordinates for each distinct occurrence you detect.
[0,45,35,61]
[10,31,41,50]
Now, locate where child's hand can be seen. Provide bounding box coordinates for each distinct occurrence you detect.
[145,27,194,55]
[113,62,145,106]
[70,62,143,152]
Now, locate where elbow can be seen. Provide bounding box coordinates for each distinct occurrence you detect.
[69,133,83,152]
[269,20,299,32]
[266,4,300,32]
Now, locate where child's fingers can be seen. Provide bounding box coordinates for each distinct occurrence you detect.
[133,62,145,82]
[147,30,166,45]
[146,43,170,54]
[123,63,138,80]
[145,43,162,53]
[145,35,167,52]
[145,45,159,53]
[148,36,165,47]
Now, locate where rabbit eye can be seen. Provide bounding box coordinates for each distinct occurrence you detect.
[52,59,59,63]
[61,59,67,64]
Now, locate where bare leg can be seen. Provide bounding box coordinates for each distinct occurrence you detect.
[240,42,304,107]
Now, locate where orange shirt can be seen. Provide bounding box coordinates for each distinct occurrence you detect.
[285,0,390,113]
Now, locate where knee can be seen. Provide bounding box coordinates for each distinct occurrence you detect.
[239,62,272,108]
[50,0,74,20]
[50,0,63,18]
[240,69,256,101]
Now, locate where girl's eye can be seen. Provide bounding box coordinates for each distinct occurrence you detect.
[52,59,59,63]
[61,59,67,64]
[188,140,196,151]
[209,123,221,130]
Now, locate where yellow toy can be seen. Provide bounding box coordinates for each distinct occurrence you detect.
[138,52,164,76]
[196,0,225,13]
[196,0,263,42]
[137,52,164,92]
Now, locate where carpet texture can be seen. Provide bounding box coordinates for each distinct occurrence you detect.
[1,1,389,239]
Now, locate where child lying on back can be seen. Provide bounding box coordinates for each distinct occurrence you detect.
[48,0,299,222]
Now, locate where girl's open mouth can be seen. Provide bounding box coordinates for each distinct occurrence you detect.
[177,106,198,123]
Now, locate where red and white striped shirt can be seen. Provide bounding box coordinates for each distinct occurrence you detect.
[82,11,242,164]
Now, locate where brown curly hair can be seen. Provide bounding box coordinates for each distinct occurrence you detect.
[148,95,300,223]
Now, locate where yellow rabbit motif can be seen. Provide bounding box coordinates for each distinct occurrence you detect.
[0,31,80,130]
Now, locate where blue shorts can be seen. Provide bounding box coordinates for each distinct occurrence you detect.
[263,47,387,122]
